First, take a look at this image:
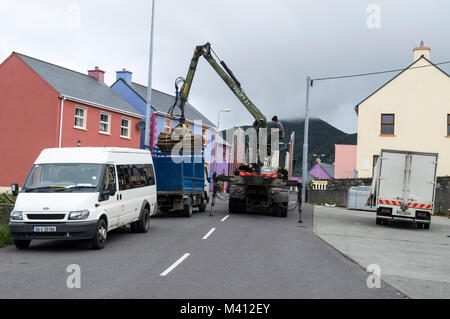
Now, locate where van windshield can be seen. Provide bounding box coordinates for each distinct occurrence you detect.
[23,163,104,193]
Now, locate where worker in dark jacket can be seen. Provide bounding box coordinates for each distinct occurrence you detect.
[271,116,285,139]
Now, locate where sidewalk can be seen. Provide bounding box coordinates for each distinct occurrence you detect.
[313,205,450,298]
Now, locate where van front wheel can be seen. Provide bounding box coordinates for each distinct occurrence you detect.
[14,239,31,249]
[91,219,107,250]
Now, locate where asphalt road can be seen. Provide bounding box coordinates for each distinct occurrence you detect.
[0,197,404,299]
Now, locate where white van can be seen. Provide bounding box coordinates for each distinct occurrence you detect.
[9,147,157,250]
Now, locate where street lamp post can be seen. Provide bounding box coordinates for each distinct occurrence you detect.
[144,0,155,148]
[301,77,312,203]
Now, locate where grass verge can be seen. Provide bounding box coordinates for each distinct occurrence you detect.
[0,221,13,248]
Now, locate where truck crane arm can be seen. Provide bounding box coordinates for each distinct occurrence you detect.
[175,42,267,130]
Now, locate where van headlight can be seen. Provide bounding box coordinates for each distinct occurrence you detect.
[10,210,23,221]
[68,210,90,220]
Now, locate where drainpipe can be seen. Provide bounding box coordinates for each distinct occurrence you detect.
[58,96,66,148]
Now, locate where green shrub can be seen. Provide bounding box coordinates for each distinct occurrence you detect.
[0,223,13,248]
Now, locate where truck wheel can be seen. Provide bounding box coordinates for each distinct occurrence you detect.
[424,223,430,230]
[132,207,150,233]
[184,203,193,217]
[272,204,281,217]
[376,218,382,225]
[14,239,31,249]
[280,205,288,218]
[199,198,206,212]
[417,223,424,229]
[382,219,389,225]
[229,198,237,214]
[91,219,107,250]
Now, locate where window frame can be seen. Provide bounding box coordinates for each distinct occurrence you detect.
[99,112,111,135]
[447,114,450,136]
[74,106,87,130]
[380,113,395,135]
[163,117,172,133]
[120,117,131,139]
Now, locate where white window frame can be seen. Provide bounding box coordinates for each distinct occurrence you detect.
[99,112,111,135]
[120,117,131,139]
[163,117,172,133]
[74,106,87,130]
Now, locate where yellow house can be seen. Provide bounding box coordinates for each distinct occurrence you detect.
[355,42,450,178]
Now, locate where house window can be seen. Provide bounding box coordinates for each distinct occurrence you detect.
[163,118,172,133]
[380,114,395,135]
[121,117,131,138]
[202,128,208,146]
[447,114,450,136]
[99,112,111,134]
[74,106,87,129]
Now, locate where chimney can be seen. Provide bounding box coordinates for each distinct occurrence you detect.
[116,68,133,83]
[88,66,105,82]
[413,41,431,61]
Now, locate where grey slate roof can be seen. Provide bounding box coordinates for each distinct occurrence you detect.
[319,162,335,178]
[126,81,216,127]
[15,53,142,117]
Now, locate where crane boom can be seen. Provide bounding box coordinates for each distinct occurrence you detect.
[177,42,267,129]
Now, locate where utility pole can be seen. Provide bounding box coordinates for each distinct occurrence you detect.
[301,77,312,203]
[144,0,155,148]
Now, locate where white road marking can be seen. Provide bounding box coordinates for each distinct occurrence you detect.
[220,215,230,222]
[160,253,191,277]
[202,228,216,240]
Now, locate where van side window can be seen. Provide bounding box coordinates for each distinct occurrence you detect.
[145,164,156,186]
[103,164,116,191]
[129,165,143,188]
[117,165,131,190]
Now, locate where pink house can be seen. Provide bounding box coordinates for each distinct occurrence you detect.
[334,144,357,179]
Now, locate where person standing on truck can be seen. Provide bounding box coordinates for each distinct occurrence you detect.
[271,116,286,140]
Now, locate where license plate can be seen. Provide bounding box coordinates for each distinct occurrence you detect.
[32,226,57,233]
[396,210,411,216]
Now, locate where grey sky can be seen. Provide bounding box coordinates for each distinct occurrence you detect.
[1,0,449,133]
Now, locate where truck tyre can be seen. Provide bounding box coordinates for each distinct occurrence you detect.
[199,198,207,212]
[14,239,31,249]
[280,205,288,218]
[376,218,382,225]
[184,203,193,217]
[91,219,107,250]
[272,204,281,217]
[132,207,150,233]
[229,198,237,214]
[382,219,389,225]
[424,223,430,230]
[417,223,424,229]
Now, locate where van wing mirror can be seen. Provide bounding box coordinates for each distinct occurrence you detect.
[11,183,19,197]
[108,182,116,196]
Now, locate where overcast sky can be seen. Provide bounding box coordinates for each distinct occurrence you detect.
[1,0,449,133]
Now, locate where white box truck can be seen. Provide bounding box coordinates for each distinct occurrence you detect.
[366,149,438,229]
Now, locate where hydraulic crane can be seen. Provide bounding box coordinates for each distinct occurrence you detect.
[169,42,301,217]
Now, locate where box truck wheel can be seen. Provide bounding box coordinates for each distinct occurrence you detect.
[199,198,207,212]
[280,205,288,218]
[417,223,424,229]
[424,223,430,230]
[91,219,107,250]
[229,198,238,214]
[14,239,31,249]
[376,218,382,225]
[184,202,193,217]
[272,204,281,217]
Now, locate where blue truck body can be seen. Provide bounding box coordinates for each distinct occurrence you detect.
[150,148,207,216]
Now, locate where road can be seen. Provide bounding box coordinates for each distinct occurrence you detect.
[0,198,404,299]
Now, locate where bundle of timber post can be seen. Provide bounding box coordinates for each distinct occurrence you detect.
[156,131,204,153]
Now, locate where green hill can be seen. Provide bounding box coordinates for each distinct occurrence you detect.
[222,118,356,176]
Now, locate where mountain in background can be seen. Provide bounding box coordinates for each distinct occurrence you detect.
[222,118,357,176]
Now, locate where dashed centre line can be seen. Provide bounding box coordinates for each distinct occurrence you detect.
[220,215,230,222]
[202,228,216,240]
[160,253,191,277]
